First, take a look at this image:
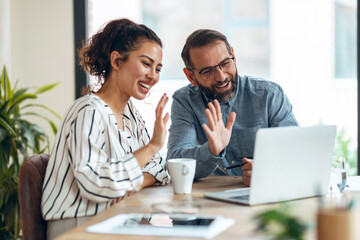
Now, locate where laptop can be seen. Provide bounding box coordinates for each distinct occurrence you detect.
[204,125,337,205]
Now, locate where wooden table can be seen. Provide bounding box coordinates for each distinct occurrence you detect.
[55,176,336,240]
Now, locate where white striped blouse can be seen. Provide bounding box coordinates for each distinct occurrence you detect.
[41,94,169,220]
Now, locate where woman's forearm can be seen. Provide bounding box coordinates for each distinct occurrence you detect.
[140,172,156,188]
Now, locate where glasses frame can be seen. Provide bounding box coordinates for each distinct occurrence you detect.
[191,57,235,81]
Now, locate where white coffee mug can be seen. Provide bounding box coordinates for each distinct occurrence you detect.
[167,158,196,194]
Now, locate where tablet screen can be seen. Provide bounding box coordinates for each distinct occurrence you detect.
[87,213,235,238]
[121,214,215,228]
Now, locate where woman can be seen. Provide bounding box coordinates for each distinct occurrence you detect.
[41,18,170,239]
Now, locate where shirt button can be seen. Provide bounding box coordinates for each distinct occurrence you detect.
[232,161,235,164]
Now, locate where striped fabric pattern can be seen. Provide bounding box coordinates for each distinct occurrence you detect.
[41,94,169,220]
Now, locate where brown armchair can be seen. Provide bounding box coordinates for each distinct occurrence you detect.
[18,153,49,240]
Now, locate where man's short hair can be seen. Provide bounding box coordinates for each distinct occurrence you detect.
[181,29,232,70]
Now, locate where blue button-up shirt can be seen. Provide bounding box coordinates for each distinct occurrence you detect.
[167,75,299,179]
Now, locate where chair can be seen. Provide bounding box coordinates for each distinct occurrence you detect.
[18,153,49,240]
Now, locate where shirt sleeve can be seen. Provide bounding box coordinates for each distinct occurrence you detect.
[268,85,299,127]
[69,107,144,203]
[134,107,170,185]
[167,92,224,179]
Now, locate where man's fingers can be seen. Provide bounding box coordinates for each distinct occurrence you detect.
[202,123,212,138]
[242,165,252,171]
[243,175,251,186]
[205,108,215,129]
[242,170,252,177]
[225,112,236,130]
[242,158,253,170]
[208,102,218,122]
[241,162,252,171]
[214,99,222,122]
[243,157,253,162]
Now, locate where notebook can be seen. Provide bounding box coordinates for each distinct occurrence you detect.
[204,125,337,205]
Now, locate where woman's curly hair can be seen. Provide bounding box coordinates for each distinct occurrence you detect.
[78,18,162,94]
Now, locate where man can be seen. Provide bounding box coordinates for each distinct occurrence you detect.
[167,29,298,186]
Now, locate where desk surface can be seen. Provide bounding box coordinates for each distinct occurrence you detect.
[55,176,355,240]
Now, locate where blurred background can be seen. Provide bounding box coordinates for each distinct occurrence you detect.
[1,0,357,173]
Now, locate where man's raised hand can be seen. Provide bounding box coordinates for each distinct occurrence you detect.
[202,99,236,156]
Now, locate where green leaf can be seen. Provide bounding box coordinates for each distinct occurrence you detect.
[22,111,58,135]
[0,115,17,136]
[21,103,61,119]
[0,66,6,101]
[49,120,58,135]
[0,99,10,113]
[0,65,12,102]
[0,128,7,143]
[22,111,52,122]
[12,88,29,102]
[7,94,37,114]
[11,79,19,94]
[17,121,35,150]
[34,82,60,94]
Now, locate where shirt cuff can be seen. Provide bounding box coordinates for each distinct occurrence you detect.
[142,160,170,185]
[123,154,144,191]
[198,142,226,161]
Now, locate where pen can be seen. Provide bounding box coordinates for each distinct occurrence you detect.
[224,162,247,170]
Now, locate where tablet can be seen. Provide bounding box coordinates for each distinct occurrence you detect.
[86,213,235,239]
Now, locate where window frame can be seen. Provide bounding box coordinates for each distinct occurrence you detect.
[73,0,88,99]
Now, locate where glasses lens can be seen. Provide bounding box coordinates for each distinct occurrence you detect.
[199,58,234,81]
[201,69,215,80]
[220,58,234,72]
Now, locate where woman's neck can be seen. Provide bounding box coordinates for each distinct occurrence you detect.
[94,77,129,116]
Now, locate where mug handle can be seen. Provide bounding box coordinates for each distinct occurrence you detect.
[182,165,189,175]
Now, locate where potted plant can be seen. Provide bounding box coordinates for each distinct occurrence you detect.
[0,65,60,239]
[253,203,308,240]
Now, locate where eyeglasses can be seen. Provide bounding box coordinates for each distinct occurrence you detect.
[192,57,235,81]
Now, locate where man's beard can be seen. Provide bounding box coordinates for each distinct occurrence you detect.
[195,71,238,103]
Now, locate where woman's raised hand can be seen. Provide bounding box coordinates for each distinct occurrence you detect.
[149,93,170,152]
[133,93,169,168]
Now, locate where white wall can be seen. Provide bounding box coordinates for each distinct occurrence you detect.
[10,0,75,144]
[0,0,11,70]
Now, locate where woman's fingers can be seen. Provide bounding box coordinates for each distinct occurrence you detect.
[155,94,168,119]
[163,112,169,125]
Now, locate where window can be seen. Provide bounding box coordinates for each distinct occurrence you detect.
[80,0,357,173]
[335,0,357,78]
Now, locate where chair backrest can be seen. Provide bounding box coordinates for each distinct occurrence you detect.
[18,153,49,240]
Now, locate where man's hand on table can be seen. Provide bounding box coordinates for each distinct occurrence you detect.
[241,157,253,186]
